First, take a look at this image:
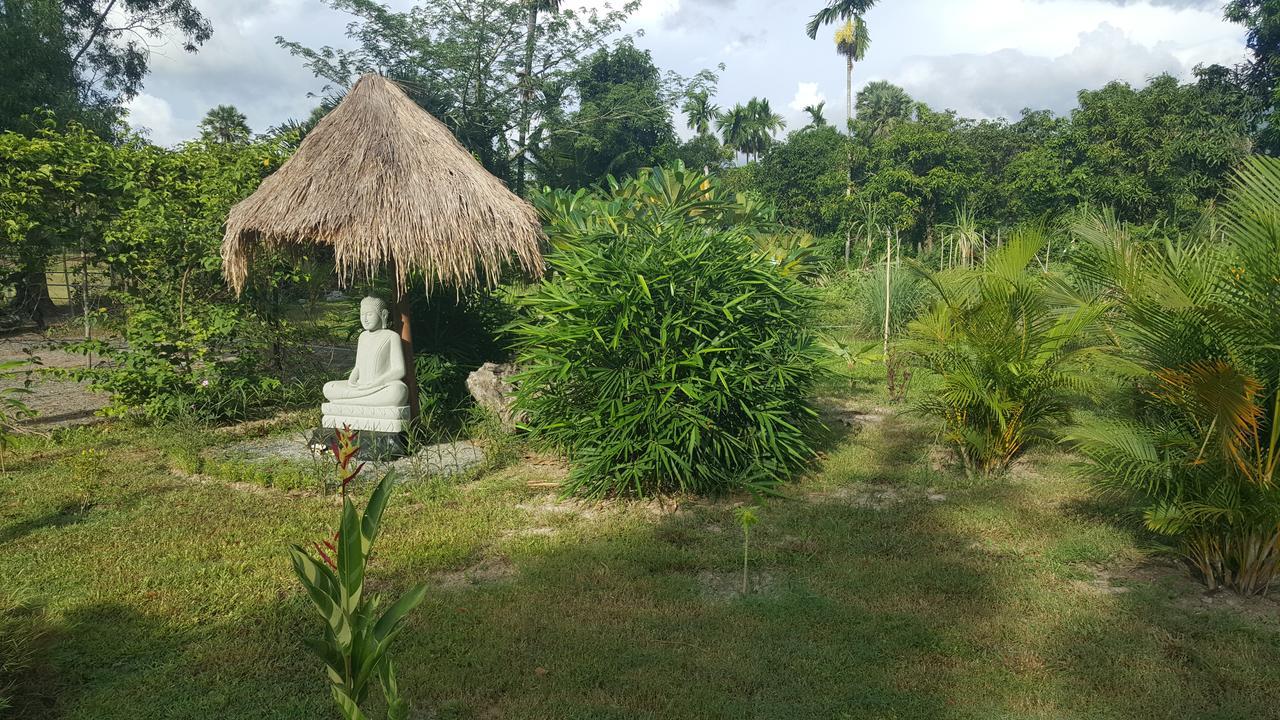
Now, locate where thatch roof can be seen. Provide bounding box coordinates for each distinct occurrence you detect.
[221,73,544,295]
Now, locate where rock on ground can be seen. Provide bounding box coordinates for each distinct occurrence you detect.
[466,362,523,430]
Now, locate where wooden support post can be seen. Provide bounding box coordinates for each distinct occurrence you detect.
[394,274,421,427]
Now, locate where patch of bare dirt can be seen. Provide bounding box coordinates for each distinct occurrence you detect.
[695,570,777,600]
[515,493,683,522]
[807,483,947,509]
[1076,561,1280,623]
[431,557,517,590]
[814,396,892,430]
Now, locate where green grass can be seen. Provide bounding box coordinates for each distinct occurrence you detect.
[2,386,1278,719]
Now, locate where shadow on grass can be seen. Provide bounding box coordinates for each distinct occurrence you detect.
[0,503,94,546]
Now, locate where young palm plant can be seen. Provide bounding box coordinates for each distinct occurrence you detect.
[1066,157,1280,595]
[904,228,1107,475]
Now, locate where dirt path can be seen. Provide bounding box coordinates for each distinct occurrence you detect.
[0,332,109,429]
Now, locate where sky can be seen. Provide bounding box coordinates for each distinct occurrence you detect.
[125,0,1249,146]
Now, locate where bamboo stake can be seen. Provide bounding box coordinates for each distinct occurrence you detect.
[883,229,892,358]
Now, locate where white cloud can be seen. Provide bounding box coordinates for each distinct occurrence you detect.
[126,0,1248,144]
[892,21,1234,119]
[788,82,825,113]
[124,94,179,146]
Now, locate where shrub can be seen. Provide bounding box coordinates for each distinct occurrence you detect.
[512,166,824,498]
[904,228,1107,474]
[1066,159,1280,595]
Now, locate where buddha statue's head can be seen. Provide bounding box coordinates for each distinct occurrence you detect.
[359,296,391,332]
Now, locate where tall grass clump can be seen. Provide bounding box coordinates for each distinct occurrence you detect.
[855,264,928,338]
[1067,158,1280,595]
[904,228,1107,475]
[512,166,823,498]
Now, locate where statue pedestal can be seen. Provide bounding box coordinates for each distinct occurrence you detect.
[320,403,410,434]
[309,426,408,461]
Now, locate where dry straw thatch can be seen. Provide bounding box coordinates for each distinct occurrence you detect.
[222,73,544,295]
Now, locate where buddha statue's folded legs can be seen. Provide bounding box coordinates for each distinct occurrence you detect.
[323,379,409,406]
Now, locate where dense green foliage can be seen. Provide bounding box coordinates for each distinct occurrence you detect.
[536,43,677,188]
[68,136,319,421]
[511,167,823,497]
[1067,158,1280,595]
[904,231,1107,474]
[733,75,1252,260]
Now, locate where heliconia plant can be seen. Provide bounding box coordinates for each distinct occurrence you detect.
[290,427,427,720]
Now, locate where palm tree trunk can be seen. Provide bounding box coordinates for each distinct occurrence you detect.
[515,4,539,196]
[846,56,853,129]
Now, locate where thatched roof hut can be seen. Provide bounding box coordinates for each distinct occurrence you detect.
[221,73,544,295]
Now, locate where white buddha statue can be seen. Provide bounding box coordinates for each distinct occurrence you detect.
[321,296,411,434]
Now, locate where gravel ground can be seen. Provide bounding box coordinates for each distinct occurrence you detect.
[0,331,110,429]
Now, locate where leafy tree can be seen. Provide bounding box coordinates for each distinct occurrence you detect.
[1057,75,1250,226]
[537,42,678,187]
[198,104,251,145]
[278,0,644,184]
[62,0,212,107]
[0,117,119,326]
[1224,0,1280,153]
[73,136,314,420]
[749,125,850,235]
[672,133,731,174]
[0,0,79,133]
[516,0,563,193]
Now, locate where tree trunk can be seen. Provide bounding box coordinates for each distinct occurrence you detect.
[394,273,421,429]
[515,4,539,196]
[846,56,853,130]
[11,257,55,329]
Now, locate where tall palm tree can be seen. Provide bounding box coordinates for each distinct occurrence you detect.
[198,104,251,144]
[833,17,870,130]
[803,101,828,128]
[805,0,879,39]
[807,1,878,127]
[717,104,751,162]
[745,97,786,161]
[516,0,562,195]
[682,90,720,136]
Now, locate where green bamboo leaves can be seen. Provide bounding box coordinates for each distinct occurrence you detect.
[514,167,823,497]
[290,469,427,720]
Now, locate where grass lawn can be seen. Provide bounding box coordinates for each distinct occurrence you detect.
[2,374,1278,719]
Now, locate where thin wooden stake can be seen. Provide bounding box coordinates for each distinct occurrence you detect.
[883,229,892,358]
